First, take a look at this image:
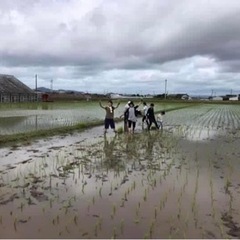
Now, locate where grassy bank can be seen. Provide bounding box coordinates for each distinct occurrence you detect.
[0,120,102,147]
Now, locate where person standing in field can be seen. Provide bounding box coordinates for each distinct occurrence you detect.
[122,101,131,132]
[142,101,149,125]
[156,111,165,130]
[146,103,159,130]
[157,111,165,130]
[127,101,140,133]
[99,100,120,134]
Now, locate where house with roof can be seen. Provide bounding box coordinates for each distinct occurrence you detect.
[0,74,37,103]
[168,93,190,100]
[210,96,223,101]
[223,94,240,101]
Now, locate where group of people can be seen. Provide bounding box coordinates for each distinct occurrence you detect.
[99,99,165,134]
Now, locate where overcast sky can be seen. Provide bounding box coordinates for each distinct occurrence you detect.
[1,0,240,96]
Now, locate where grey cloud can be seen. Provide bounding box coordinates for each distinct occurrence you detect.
[1,0,240,95]
[2,0,240,70]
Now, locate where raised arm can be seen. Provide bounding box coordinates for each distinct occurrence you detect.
[114,101,121,109]
[99,101,105,109]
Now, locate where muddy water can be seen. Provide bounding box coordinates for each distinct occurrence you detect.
[0,120,240,238]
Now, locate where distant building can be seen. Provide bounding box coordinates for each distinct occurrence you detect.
[0,74,37,103]
[211,96,223,101]
[109,93,153,99]
[223,94,239,101]
[168,94,190,100]
[229,95,239,101]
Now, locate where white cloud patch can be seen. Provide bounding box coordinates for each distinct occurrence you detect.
[1,0,240,95]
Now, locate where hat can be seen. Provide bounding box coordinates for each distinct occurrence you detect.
[128,101,131,104]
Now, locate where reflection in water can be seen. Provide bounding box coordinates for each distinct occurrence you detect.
[101,131,167,173]
[35,115,38,131]
[145,131,163,161]
[103,135,125,170]
[0,116,27,127]
[170,125,226,142]
[0,116,27,135]
[1,127,240,238]
[125,134,139,161]
[41,103,50,110]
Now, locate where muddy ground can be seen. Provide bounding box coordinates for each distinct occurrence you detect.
[0,121,240,238]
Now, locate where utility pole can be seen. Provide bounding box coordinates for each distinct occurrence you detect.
[50,79,53,92]
[35,74,38,91]
[165,79,167,99]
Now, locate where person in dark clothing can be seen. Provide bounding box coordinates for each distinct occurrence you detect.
[121,100,142,133]
[146,103,159,130]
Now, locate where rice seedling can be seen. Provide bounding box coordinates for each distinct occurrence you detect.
[133,180,136,190]
[73,215,78,225]
[94,223,98,237]
[120,219,124,234]
[159,197,164,211]
[87,203,90,212]
[64,207,68,215]
[112,227,117,239]
[149,220,155,238]
[56,215,60,224]
[65,225,70,234]
[216,220,225,238]
[154,207,158,219]
[97,217,102,231]
[20,202,24,212]
[111,204,117,219]
[52,218,56,225]
[143,189,147,202]
[124,191,127,201]
[120,200,125,208]
[144,233,149,239]
[49,198,53,208]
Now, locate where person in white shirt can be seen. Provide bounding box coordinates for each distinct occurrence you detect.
[142,101,148,125]
[127,101,139,133]
[156,111,165,130]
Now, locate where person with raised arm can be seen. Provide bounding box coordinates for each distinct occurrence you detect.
[99,99,120,134]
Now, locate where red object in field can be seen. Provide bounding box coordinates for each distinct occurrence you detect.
[42,93,49,102]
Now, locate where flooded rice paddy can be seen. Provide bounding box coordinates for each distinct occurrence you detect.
[0,103,240,238]
[0,101,186,135]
